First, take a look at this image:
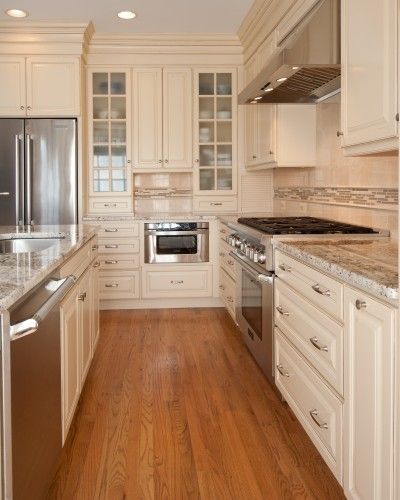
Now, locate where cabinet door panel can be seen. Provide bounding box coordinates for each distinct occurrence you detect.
[91,265,100,351]
[258,105,276,165]
[344,288,396,500]
[163,68,192,168]
[341,0,398,149]
[245,105,258,166]
[26,56,80,116]
[0,57,26,116]
[79,271,92,384]
[133,68,162,168]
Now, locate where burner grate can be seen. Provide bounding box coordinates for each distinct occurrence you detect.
[237,217,377,235]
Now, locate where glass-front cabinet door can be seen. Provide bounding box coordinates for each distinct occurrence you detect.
[88,69,132,195]
[193,70,237,195]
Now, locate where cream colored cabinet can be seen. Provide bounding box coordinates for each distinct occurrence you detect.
[91,262,100,350]
[88,69,132,201]
[343,287,397,500]
[61,285,80,443]
[245,104,316,170]
[340,0,398,155]
[0,55,80,117]
[79,270,92,385]
[194,69,237,196]
[133,67,192,169]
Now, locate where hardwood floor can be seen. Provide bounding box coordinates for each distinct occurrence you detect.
[50,308,345,500]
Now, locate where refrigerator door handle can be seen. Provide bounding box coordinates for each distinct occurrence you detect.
[15,134,21,226]
[26,134,32,225]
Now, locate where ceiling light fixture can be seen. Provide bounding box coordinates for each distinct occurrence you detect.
[117,10,136,19]
[277,77,288,83]
[254,96,262,100]
[5,8,28,17]
[264,87,274,92]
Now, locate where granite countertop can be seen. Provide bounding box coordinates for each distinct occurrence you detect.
[275,239,398,303]
[0,225,97,311]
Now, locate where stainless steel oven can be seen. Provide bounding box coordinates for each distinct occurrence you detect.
[144,222,209,264]
[230,250,274,384]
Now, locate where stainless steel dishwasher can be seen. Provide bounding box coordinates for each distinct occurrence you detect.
[9,275,75,500]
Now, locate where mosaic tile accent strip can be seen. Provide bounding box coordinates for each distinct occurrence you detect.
[274,187,398,209]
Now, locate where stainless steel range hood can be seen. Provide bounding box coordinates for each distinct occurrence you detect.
[239,0,340,104]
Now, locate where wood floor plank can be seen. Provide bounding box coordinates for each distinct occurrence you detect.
[50,308,345,500]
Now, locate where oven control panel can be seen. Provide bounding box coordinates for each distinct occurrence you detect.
[225,233,266,265]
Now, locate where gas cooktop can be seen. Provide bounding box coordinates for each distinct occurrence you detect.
[237,217,378,235]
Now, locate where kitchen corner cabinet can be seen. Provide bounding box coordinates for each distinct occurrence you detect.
[0,55,80,117]
[343,287,397,500]
[87,68,132,204]
[193,69,238,196]
[340,0,398,155]
[132,67,192,169]
[245,104,316,170]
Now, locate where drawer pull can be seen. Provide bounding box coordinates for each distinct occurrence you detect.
[276,364,290,377]
[220,229,226,234]
[276,305,290,316]
[104,203,117,208]
[105,260,118,265]
[227,296,234,303]
[78,292,86,301]
[92,244,98,250]
[227,259,234,266]
[219,284,225,290]
[278,263,292,272]
[170,280,184,285]
[93,261,100,268]
[105,244,118,249]
[219,252,225,257]
[312,284,331,297]
[105,283,119,288]
[309,409,328,430]
[356,299,367,310]
[211,202,223,206]
[309,337,328,352]
[105,228,118,233]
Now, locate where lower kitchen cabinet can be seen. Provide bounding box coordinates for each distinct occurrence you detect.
[79,270,92,386]
[91,261,100,349]
[99,271,140,300]
[343,287,397,500]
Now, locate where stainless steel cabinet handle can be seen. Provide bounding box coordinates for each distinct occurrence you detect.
[10,276,76,341]
[105,244,118,249]
[252,155,257,159]
[104,203,117,208]
[170,280,184,285]
[105,283,119,288]
[309,337,328,352]
[93,261,100,268]
[227,296,234,303]
[105,228,118,232]
[105,260,118,264]
[356,299,367,310]
[336,131,344,137]
[219,284,225,290]
[92,244,98,250]
[26,134,32,225]
[278,263,292,272]
[312,284,331,297]
[276,305,290,316]
[0,192,10,196]
[309,409,328,429]
[27,105,32,111]
[20,105,24,110]
[276,364,290,377]
[158,159,163,163]
[78,292,87,301]
[164,159,169,163]
[210,202,223,206]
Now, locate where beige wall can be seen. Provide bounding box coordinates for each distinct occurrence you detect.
[273,102,398,238]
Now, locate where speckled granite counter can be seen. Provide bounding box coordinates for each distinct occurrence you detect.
[275,239,398,303]
[0,225,97,310]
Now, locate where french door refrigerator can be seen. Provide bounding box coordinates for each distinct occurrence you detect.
[0,119,78,226]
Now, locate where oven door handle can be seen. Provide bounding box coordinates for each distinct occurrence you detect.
[229,251,274,283]
[144,230,207,236]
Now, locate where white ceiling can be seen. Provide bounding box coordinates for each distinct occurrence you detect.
[0,0,253,34]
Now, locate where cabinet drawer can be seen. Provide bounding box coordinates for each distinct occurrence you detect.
[98,240,139,254]
[275,329,343,482]
[219,240,236,280]
[89,197,132,214]
[99,271,139,300]
[219,222,230,241]
[219,267,236,320]
[275,250,343,321]
[98,223,139,238]
[99,254,139,270]
[193,196,238,213]
[275,279,343,395]
[59,238,95,280]
[142,265,212,298]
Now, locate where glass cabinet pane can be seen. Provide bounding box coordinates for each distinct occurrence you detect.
[93,146,109,168]
[217,169,232,190]
[93,73,108,95]
[110,73,126,95]
[199,169,215,190]
[199,74,214,95]
[216,74,232,95]
[110,97,126,119]
[199,97,214,119]
[217,121,232,143]
[199,145,215,166]
[93,97,108,119]
[93,122,108,144]
[217,145,232,166]
[111,146,126,168]
[199,122,214,143]
[111,122,126,144]
[93,169,110,192]
[216,97,232,119]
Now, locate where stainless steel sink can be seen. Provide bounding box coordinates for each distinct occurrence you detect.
[0,238,62,254]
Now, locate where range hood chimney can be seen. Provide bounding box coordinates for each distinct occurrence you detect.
[239,0,340,104]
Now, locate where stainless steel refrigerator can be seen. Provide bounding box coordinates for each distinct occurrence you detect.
[0,119,78,226]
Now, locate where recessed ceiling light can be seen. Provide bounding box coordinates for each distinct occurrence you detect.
[117,10,136,20]
[5,8,28,18]
[264,87,274,92]
[277,77,288,83]
[254,96,262,100]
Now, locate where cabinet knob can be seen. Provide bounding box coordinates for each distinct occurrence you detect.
[252,155,257,159]
[164,159,169,163]
[336,131,344,137]
[78,292,87,301]
[127,159,131,164]
[20,105,24,110]
[269,150,274,155]
[93,261,100,268]
[355,299,367,310]
[158,159,163,163]
[27,106,32,111]
[195,159,199,163]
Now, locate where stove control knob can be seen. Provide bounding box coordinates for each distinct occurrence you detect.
[248,246,255,260]
[245,244,252,258]
[240,240,247,252]
[235,238,242,248]
[258,253,266,264]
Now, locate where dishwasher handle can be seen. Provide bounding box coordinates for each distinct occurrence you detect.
[10,275,76,341]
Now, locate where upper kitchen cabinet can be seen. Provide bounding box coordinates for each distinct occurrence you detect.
[340,0,398,155]
[133,67,192,170]
[87,69,132,199]
[193,69,238,196]
[0,55,81,117]
[245,104,316,170]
